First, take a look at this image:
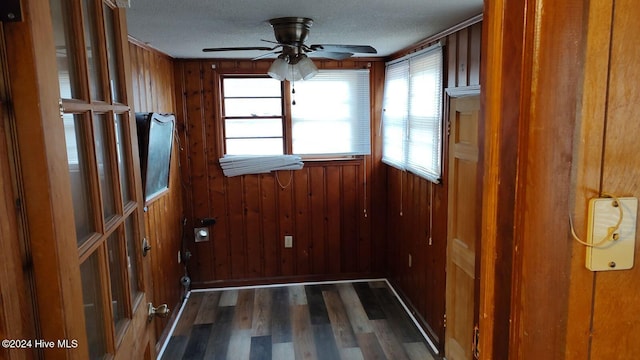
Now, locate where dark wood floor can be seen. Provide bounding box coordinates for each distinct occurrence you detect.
[160,280,437,360]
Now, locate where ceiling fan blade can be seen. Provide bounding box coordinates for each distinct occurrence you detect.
[202,46,275,52]
[252,51,281,60]
[309,44,377,54]
[309,51,354,60]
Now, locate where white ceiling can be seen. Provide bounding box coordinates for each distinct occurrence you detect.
[125,0,483,59]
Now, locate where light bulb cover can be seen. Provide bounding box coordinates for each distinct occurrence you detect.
[296,55,318,80]
[285,64,302,81]
[267,57,288,81]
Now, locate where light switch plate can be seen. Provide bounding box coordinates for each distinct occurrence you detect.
[585,197,638,271]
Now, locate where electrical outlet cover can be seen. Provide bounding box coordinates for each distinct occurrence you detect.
[585,197,638,271]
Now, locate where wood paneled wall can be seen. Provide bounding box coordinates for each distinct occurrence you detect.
[128,39,183,337]
[385,21,482,348]
[566,0,640,358]
[173,59,387,287]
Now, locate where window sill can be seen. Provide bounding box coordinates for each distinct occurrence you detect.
[301,156,364,167]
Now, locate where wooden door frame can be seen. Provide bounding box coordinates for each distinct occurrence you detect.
[479,0,586,358]
[3,1,88,358]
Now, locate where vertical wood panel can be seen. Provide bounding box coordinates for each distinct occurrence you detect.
[227,176,246,279]
[447,34,458,88]
[588,0,640,358]
[341,165,359,273]
[260,174,279,277]
[358,161,372,275]
[244,175,263,278]
[457,28,469,87]
[278,175,295,277]
[128,40,182,338]
[294,169,311,275]
[309,167,327,275]
[469,23,482,86]
[326,167,342,275]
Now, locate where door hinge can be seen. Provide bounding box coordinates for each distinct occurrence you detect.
[58,99,65,119]
[443,313,447,328]
[473,324,480,359]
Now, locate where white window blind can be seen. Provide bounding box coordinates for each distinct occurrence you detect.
[382,44,443,182]
[291,69,371,156]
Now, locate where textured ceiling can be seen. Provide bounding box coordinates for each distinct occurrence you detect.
[126,0,483,59]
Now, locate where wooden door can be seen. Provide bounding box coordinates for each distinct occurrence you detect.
[2,0,156,357]
[49,0,154,358]
[445,95,481,360]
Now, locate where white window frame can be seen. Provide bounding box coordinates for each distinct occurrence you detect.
[381,44,444,183]
[219,69,371,158]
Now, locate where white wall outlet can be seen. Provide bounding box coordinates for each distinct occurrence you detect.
[586,197,638,271]
[284,235,293,248]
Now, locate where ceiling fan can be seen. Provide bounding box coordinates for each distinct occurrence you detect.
[202,17,377,81]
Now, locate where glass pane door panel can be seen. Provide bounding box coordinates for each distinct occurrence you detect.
[103,4,122,103]
[50,0,82,99]
[63,114,95,245]
[124,216,140,302]
[107,230,127,333]
[80,252,108,360]
[82,0,105,100]
[93,114,116,220]
[114,115,131,203]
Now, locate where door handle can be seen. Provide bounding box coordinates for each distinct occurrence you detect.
[147,303,170,322]
[142,238,151,257]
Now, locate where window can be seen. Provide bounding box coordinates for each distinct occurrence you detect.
[221,69,371,157]
[291,69,371,156]
[382,44,443,182]
[222,76,285,155]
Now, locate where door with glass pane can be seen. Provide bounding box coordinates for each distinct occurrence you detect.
[51,0,155,358]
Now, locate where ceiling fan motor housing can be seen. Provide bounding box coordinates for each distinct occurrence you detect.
[269,17,313,46]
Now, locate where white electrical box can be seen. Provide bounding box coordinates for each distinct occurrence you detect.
[284,235,293,248]
[585,197,638,271]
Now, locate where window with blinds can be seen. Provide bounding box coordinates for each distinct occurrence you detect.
[381,44,443,182]
[291,69,371,156]
[221,69,371,158]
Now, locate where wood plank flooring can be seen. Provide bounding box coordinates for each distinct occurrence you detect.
[160,280,437,360]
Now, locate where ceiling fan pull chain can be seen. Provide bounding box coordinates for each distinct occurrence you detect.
[291,77,296,105]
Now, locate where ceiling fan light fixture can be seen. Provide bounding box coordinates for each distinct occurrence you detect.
[267,56,289,81]
[296,55,318,80]
[285,63,303,82]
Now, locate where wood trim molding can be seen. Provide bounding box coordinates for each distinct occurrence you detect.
[478,0,525,358]
[128,35,174,61]
[388,14,483,61]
